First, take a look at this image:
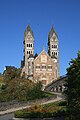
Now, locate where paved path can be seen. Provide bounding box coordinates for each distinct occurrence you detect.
[0,113,14,120]
[0,96,62,116]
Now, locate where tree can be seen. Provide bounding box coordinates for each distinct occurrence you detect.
[34,53,38,58]
[65,51,80,120]
[3,66,21,83]
[0,73,3,82]
[0,77,34,102]
[27,81,44,100]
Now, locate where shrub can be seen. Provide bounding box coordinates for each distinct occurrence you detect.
[14,101,67,118]
[59,101,67,106]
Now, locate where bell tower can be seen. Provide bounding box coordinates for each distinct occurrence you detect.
[22,25,34,78]
[48,26,60,79]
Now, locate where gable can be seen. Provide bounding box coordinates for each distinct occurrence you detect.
[34,49,53,65]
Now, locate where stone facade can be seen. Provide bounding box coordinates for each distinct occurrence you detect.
[21,25,34,79]
[48,26,60,79]
[34,49,54,86]
[45,75,67,93]
[21,25,60,86]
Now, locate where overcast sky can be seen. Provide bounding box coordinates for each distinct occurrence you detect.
[0,0,80,75]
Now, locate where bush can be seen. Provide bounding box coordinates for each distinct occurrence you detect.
[15,110,66,118]
[15,111,30,118]
[14,101,67,118]
[58,101,67,106]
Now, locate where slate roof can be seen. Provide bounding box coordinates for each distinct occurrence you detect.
[48,26,58,39]
[24,25,34,38]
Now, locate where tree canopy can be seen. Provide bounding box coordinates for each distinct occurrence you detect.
[3,66,21,82]
[65,50,80,120]
[0,66,44,102]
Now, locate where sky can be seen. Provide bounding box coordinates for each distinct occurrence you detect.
[0,0,80,75]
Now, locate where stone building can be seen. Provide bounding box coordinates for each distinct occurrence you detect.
[21,25,60,86]
[21,25,34,79]
[34,49,54,86]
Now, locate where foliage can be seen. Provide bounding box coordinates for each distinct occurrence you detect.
[0,77,35,101]
[0,67,46,102]
[43,91,54,97]
[27,81,44,100]
[14,101,67,118]
[0,66,53,102]
[64,50,80,120]
[3,66,21,82]
[34,53,38,58]
[58,101,67,106]
[0,73,3,82]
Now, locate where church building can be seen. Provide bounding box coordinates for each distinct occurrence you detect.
[21,25,60,87]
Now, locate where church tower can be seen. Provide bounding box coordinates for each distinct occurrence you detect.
[21,25,34,78]
[48,26,60,79]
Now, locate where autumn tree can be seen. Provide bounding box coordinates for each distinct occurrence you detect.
[3,66,21,82]
[0,77,35,101]
[0,73,3,82]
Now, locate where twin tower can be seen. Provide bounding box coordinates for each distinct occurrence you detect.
[21,25,60,86]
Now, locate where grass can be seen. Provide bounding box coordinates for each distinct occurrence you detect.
[14,101,67,118]
[42,91,54,97]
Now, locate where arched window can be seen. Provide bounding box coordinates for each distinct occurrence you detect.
[29,51,30,54]
[54,45,57,48]
[31,44,32,47]
[27,51,28,54]
[54,52,55,56]
[52,45,53,48]
[55,45,57,48]
[29,44,30,47]
[27,44,28,47]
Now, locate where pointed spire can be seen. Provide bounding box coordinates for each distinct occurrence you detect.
[48,26,58,39]
[42,46,45,51]
[24,25,34,38]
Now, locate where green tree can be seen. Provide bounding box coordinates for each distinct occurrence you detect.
[34,53,38,58]
[65,51,80,120]
[27,81,44,100]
